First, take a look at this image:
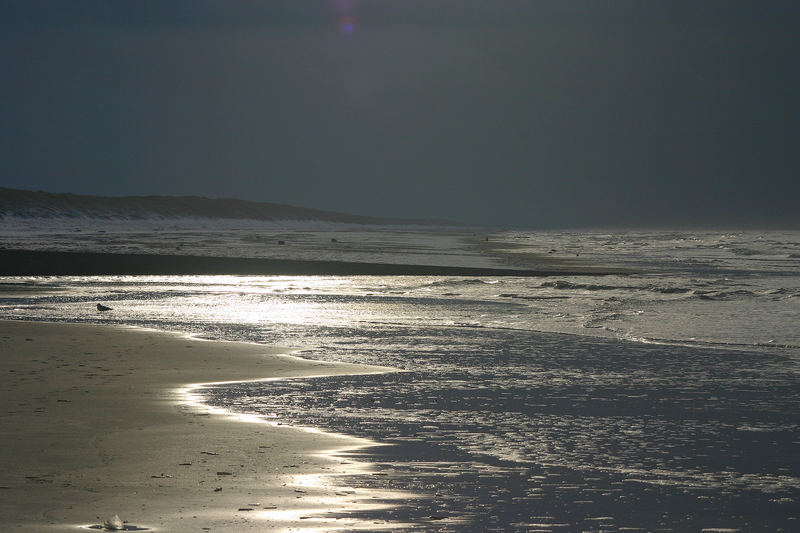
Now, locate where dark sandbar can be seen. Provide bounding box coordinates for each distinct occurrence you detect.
[0,249,628,276]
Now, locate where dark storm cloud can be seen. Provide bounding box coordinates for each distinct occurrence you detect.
[0,1,331,29]
[0,1,798,228]
[3,1,797,29]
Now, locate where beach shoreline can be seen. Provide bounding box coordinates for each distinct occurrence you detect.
[0,320,405,532]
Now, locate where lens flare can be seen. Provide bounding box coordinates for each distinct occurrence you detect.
[339,15,357,35]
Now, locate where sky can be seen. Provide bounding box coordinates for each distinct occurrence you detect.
[1,1,798,228]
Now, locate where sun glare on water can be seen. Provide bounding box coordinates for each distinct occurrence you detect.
[137,275,373,328]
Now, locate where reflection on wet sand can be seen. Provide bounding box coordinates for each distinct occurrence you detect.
[177,376,434,531]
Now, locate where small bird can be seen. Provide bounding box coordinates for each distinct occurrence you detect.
[96,303,112,311]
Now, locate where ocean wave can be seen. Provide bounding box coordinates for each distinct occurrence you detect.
[497,293,570,300]
[766,287,800,297]
[619,332,800,353]
[423,278,500,288]
[540,280,622,291]
[540,280,692,295]
[736,423,798,433]
[729,247,768,256]
[693,289,758,300]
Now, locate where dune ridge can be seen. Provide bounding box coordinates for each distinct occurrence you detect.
[0,187,456,226]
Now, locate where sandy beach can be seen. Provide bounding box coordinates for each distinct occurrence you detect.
[0,320,402,532]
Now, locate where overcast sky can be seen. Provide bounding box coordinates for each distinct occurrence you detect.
[1,1,798,228]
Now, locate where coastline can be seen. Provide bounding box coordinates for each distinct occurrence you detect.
[0,320,403,532]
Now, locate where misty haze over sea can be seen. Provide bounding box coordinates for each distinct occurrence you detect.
[2,3,798,229]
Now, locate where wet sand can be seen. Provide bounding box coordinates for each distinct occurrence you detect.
[0,320,400,532]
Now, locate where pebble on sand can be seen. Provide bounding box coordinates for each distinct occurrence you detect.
[102,514,124,530]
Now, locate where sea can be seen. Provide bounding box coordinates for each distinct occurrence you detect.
[1,223,798,532]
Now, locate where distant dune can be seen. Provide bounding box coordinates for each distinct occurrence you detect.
[0,187,454,226]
